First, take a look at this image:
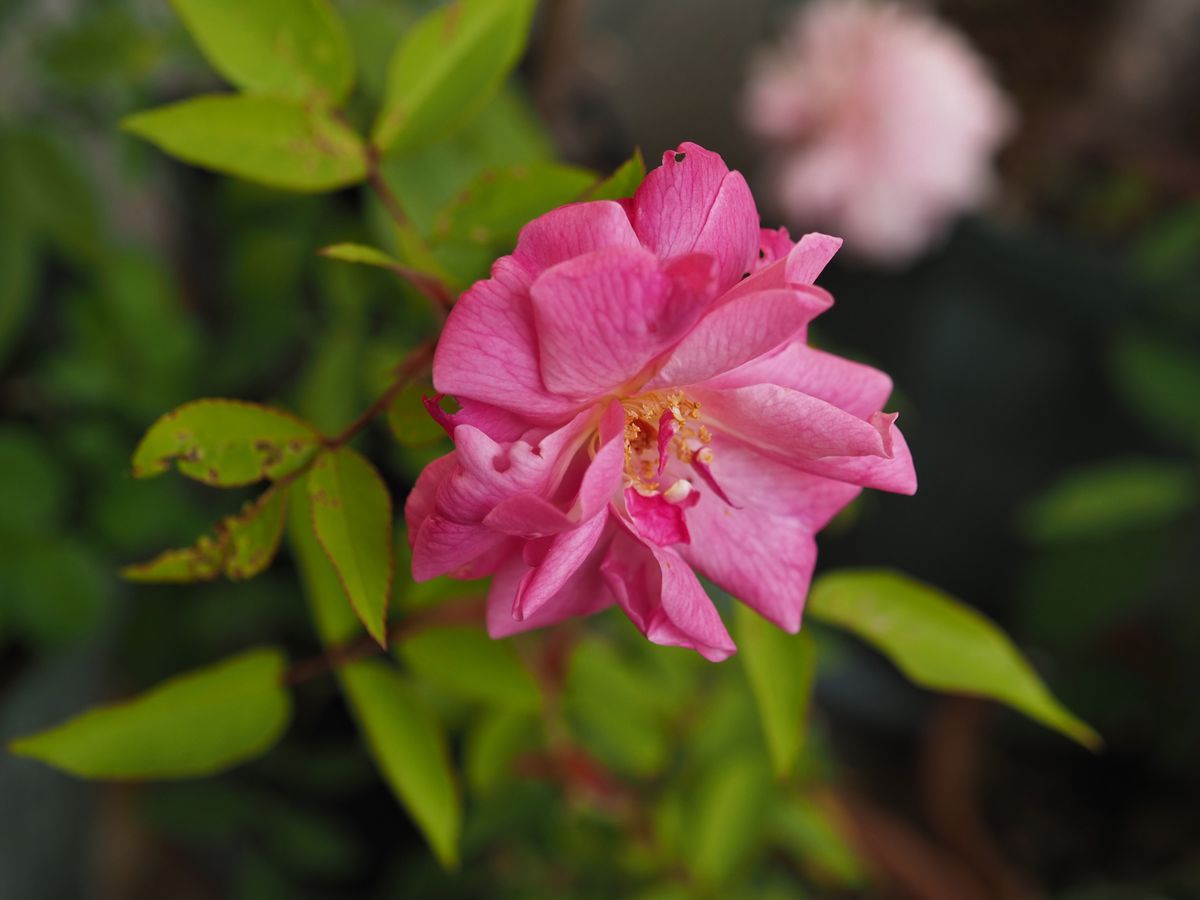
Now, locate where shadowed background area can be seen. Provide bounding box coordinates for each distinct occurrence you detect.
[1,0,1198,897]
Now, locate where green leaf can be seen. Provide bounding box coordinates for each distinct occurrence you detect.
[398,626,540,712]
[373,0,537,154]
[319,241,405,269]
[1020,459,1198,543]
[688,754,772,886]
[464,709,538,795]
[123,95,366,192]
[586,149,646,201]
[2,127,104,264]
[0,427,67,535]
[735,605,816,778]
[307,447,394,646]
[341,662,460,867]
[430,162,597,248]
[123,487,288,582]
[0,205,36,368]
[768,795,865,887]
[288,488,461,867]
[132,399,320,487]
[388,382,449,448]
[170,0,354,104]
[9,648,291,779]
[1,537,112,648]
[806,570,1100,749]
[1109,333,1200,450]
[564,637,670,777]
[318,242,453,307]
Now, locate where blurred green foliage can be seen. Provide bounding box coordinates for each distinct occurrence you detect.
[2,0,1198,897]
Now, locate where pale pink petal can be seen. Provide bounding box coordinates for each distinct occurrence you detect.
[631,142,760,291]
[436,413,590,524]
[716,420,917,495]
[704,341,894,418]
[404,451,458,538]
[433,256,582,423]
[411,515,505,581]
[692,384,893,461]
[602,527,736,662]
[486,539,615,639]
[757,226,795,268]
[512,200,642,274]
[530,245,714,398]
[424,395,530,443]
[648,286,832,388]
[721,231,842,303]
[786,232,844,285]
[514,509,610,620]
[700,433,862,528]
[569,401,626,520]
[678,498,817,632]
[484,493,574,537]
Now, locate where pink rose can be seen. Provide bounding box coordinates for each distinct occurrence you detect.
[745,0,1015,264]
[406,143,916,660]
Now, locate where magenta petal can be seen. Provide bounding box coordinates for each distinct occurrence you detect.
[602,527,736,662]
[512,200,641,274]
[678,499,816,633]
[514,509,610,620]
[530,246,712,398]
[434,256,583,422]
[632,142,760,292]
[625,488,690,546]
[648,286,832,387]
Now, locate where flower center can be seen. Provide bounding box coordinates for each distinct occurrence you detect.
[620,390,711,495]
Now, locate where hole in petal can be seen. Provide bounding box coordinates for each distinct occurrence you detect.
[674,152,686,162]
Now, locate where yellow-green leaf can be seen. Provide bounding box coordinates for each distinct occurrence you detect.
[387,382,447,448]
[122,487,288,582]
[288,487,461,867]
[430,162,597,247]
[586,148,646,201]
[340,662,461,867]
[170,0,354,104]
[132,398,319,487]
[398,626,540,712]
[373,0,537,154]
[806,569,1101,749]
[123,95,366,192]
[9,648,291,779]
[1020,459,1199,544]
[307,447,393,646]
[735,605,816,778]
[319,242,404,270]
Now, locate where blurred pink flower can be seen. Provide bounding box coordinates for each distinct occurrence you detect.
[406,143,916,661]
[745,0,1015,263]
